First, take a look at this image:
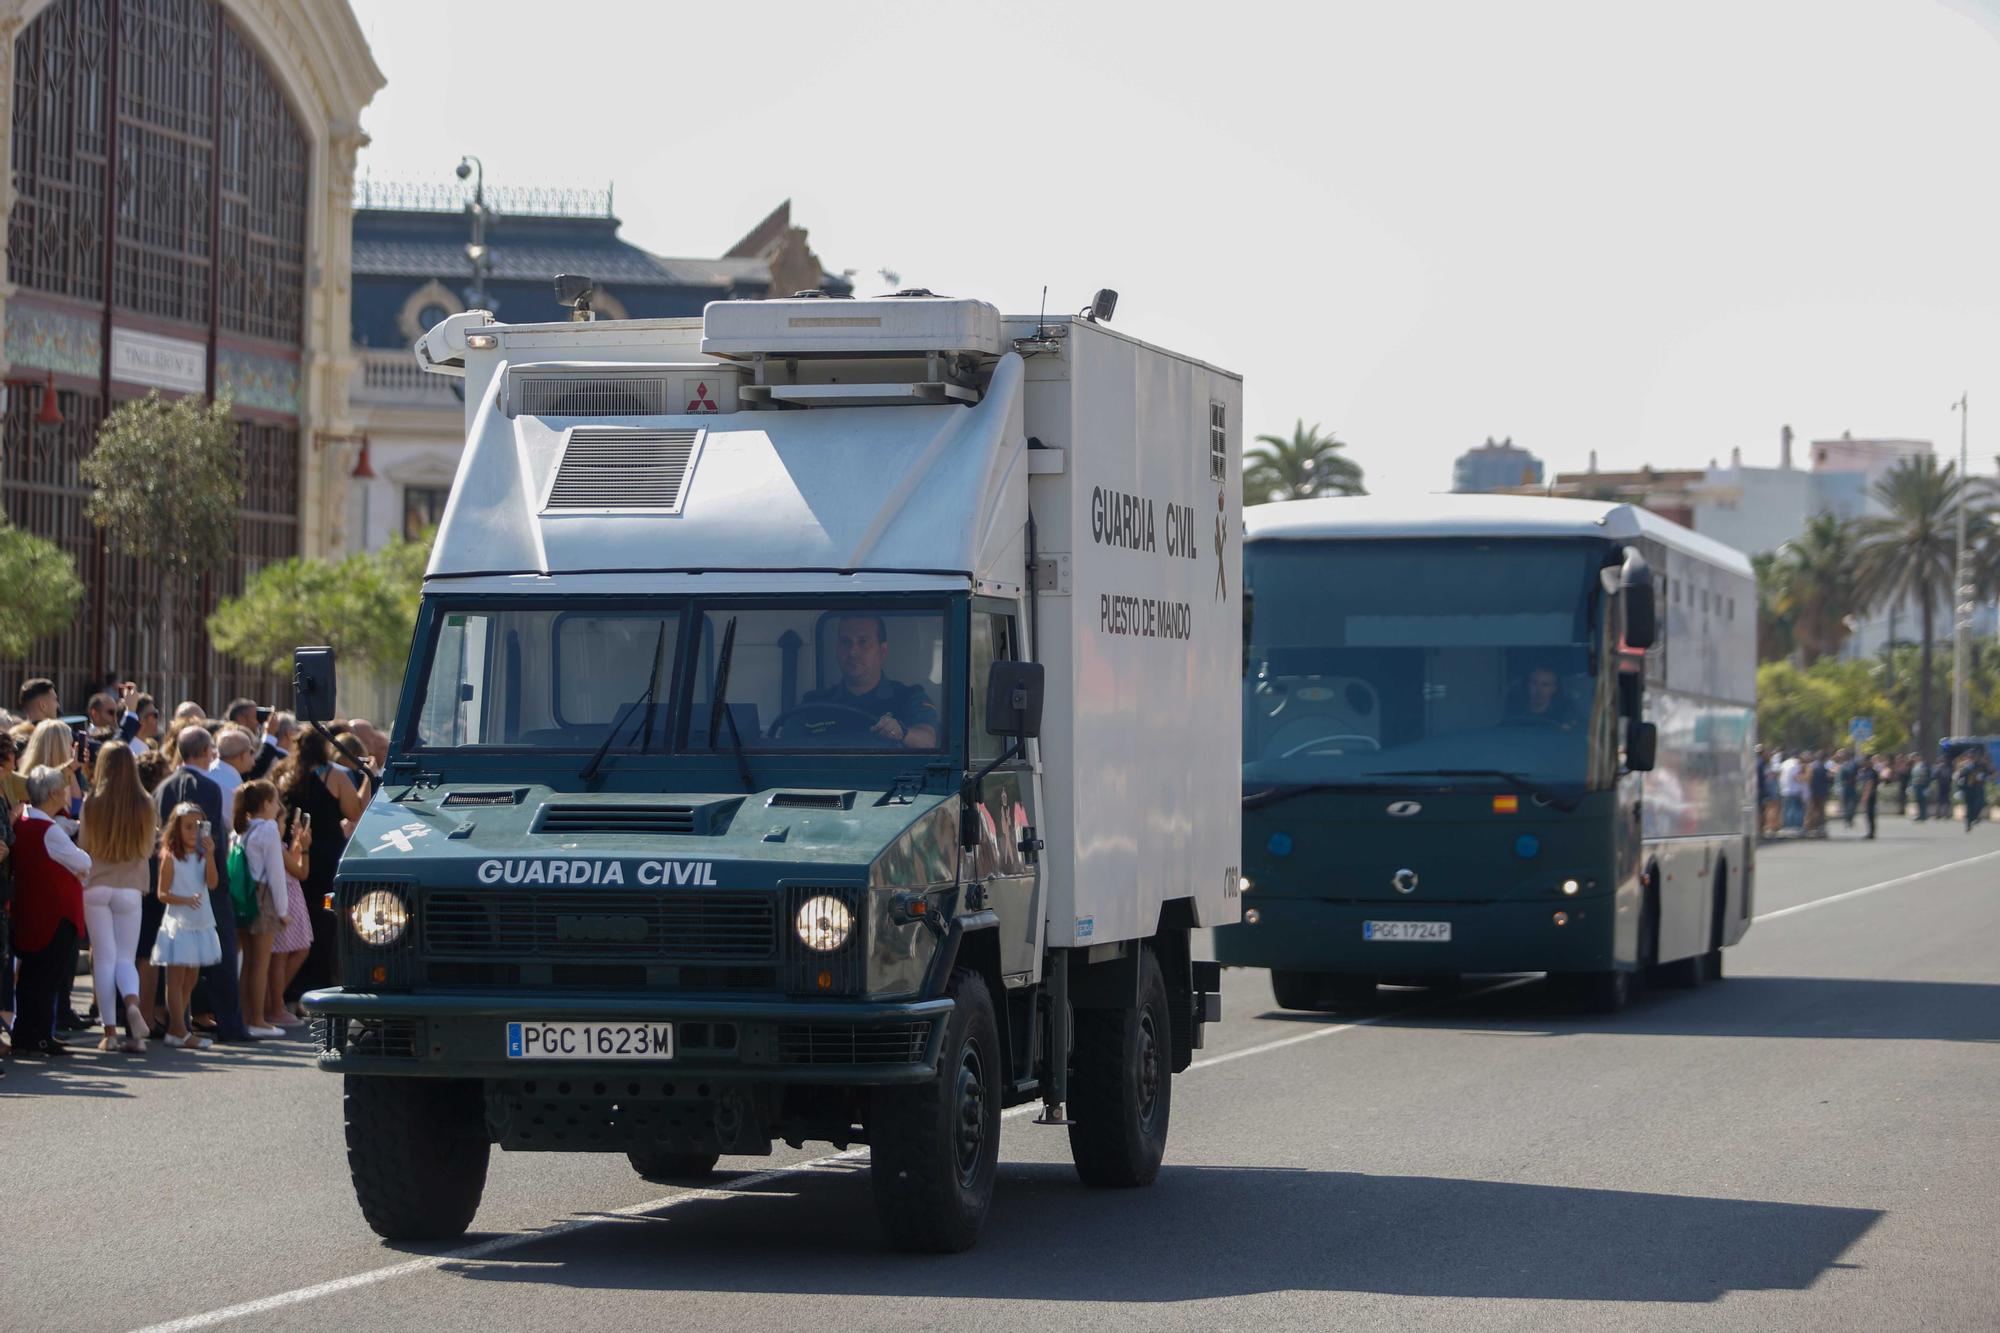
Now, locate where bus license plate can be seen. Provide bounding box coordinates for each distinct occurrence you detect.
[1363,921,1451,942]
[506,1021,674,1060]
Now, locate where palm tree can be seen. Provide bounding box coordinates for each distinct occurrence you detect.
[1772,512,1862,665]
[1854,455,1965,748]
[1750,550,1796,664]
[1243,420,1364,505]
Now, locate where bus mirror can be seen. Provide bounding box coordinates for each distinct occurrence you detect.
[985,661,1045,739]
[1620,548,1657,650]
[1626,720,1658,772]
[293,646,337,725]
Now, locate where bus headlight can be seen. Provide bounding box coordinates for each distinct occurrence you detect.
[795,894,854,953]
[1561,879,1581,896]
[349,890,409,947]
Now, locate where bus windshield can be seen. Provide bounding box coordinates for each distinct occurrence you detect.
[1242,538,1608,787]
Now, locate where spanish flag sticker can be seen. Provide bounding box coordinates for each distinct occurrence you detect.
[1492,794,1520,814]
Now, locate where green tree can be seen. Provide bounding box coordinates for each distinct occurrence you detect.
[1770,512,1862,665]
[208,536,429,681]
[1243,420,1364,505]
[1854,455,1967,749]
[1750,551,1796,664]
[1756,661,1837,752]
[81,392,244,578]
[0,523,84,658]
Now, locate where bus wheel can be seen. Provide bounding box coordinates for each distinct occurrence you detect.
[1271,971,1375,1011]
[343,1074,489,1241]
[627,1146,721,1183]
[1555,968,1632,1014]
[1069,947,1172,1188]
[869,967,1000,1253]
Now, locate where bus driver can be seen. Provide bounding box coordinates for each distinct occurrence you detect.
[801,614,940,749]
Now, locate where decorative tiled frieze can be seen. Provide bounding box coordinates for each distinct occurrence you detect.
[218,345,303,415]
[2,302,102,378]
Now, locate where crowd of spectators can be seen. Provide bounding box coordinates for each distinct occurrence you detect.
[1756,745,1994,841]
[0,677,385,1076]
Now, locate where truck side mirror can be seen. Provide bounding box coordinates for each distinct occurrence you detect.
[1618,669,1644,718]
[985,661,1045,740]
[1620,547,1656,650]
[294,646,337,725]
[1626,720,1658,772]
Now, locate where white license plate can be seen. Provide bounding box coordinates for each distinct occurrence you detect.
[505,1021,674,1061]
[1362,921,1451,942]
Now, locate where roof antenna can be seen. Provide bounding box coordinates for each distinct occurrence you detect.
[1038,284,1048,340]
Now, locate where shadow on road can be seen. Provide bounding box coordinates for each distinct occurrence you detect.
[1257,974,2000,1043]
[0,1042,315,1098]
[430,1159,1878,1305]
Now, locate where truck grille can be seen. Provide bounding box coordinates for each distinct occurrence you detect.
[775,1021,933,1065]
[422,890,776,961]
[537,803,697,835]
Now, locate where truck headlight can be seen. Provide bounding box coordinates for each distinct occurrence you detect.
[794,894,853,953]
[349,889,409,947]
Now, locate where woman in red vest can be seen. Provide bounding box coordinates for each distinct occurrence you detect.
[12,764,90,1057]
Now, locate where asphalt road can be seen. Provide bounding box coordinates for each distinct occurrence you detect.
[6,817,1996,1333]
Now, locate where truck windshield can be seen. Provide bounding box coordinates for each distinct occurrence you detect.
[406,598,949,755]
[411,605,686,752]
[689,605,947,753]
[1242,538,1606,787]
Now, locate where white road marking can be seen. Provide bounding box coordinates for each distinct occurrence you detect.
[1752,848,2000,923]
[134,848,1990,1332]
[129,978,1524,1333]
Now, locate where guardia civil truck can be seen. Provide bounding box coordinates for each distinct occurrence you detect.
[299,286,1240,1253]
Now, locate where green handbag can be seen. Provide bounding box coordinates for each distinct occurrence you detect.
[226,841,260,926]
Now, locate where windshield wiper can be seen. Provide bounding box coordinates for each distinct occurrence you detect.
[1368,769,1582,813]
[707,616,757,793]
[579,621,668,784]
[1242,779,1425,809]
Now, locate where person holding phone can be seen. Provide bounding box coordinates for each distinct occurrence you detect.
[276,730,363,996]
[265,808,314,1025]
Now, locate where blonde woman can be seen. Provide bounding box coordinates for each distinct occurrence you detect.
[20,717,84,811]
[79,744,159,1051]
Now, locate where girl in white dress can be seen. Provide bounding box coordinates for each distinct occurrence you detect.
[152,802,221,1050]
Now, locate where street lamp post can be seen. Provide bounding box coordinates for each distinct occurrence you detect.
[1951,392,1971,740]
[457,155,491,311]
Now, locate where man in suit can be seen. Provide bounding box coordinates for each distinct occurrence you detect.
[155,727,256,1043]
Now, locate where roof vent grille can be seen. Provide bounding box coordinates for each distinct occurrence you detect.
[516,376,670,417]
[545,428,702,511]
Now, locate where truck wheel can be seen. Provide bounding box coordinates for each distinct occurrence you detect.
[627,1147,721,1183]
[343,1074,489,1241]
[869,968,1000,1253]
[1068,947,1172,1188]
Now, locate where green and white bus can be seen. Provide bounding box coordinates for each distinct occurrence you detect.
[1215,494,1756,1012]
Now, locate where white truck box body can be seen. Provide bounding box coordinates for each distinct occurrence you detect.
[420,305,1241,948]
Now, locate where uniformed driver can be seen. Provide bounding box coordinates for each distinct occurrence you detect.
[801,614,940,748]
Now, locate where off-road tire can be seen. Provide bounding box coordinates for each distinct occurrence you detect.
[343,1075,490,1241]
[627,1147,721,1183]
[1068,947,1172,1188]
[869,968,1000,1254]
[1271,970,1375,1012]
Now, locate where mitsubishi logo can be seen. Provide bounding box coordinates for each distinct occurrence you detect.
[1392,868,1419,895]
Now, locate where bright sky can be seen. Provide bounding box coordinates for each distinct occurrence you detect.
[345,0,2000,496]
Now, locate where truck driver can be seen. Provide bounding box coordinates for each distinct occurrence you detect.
[802,614,940,748]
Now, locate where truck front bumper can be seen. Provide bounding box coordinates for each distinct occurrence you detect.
[302,988,953,1085]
